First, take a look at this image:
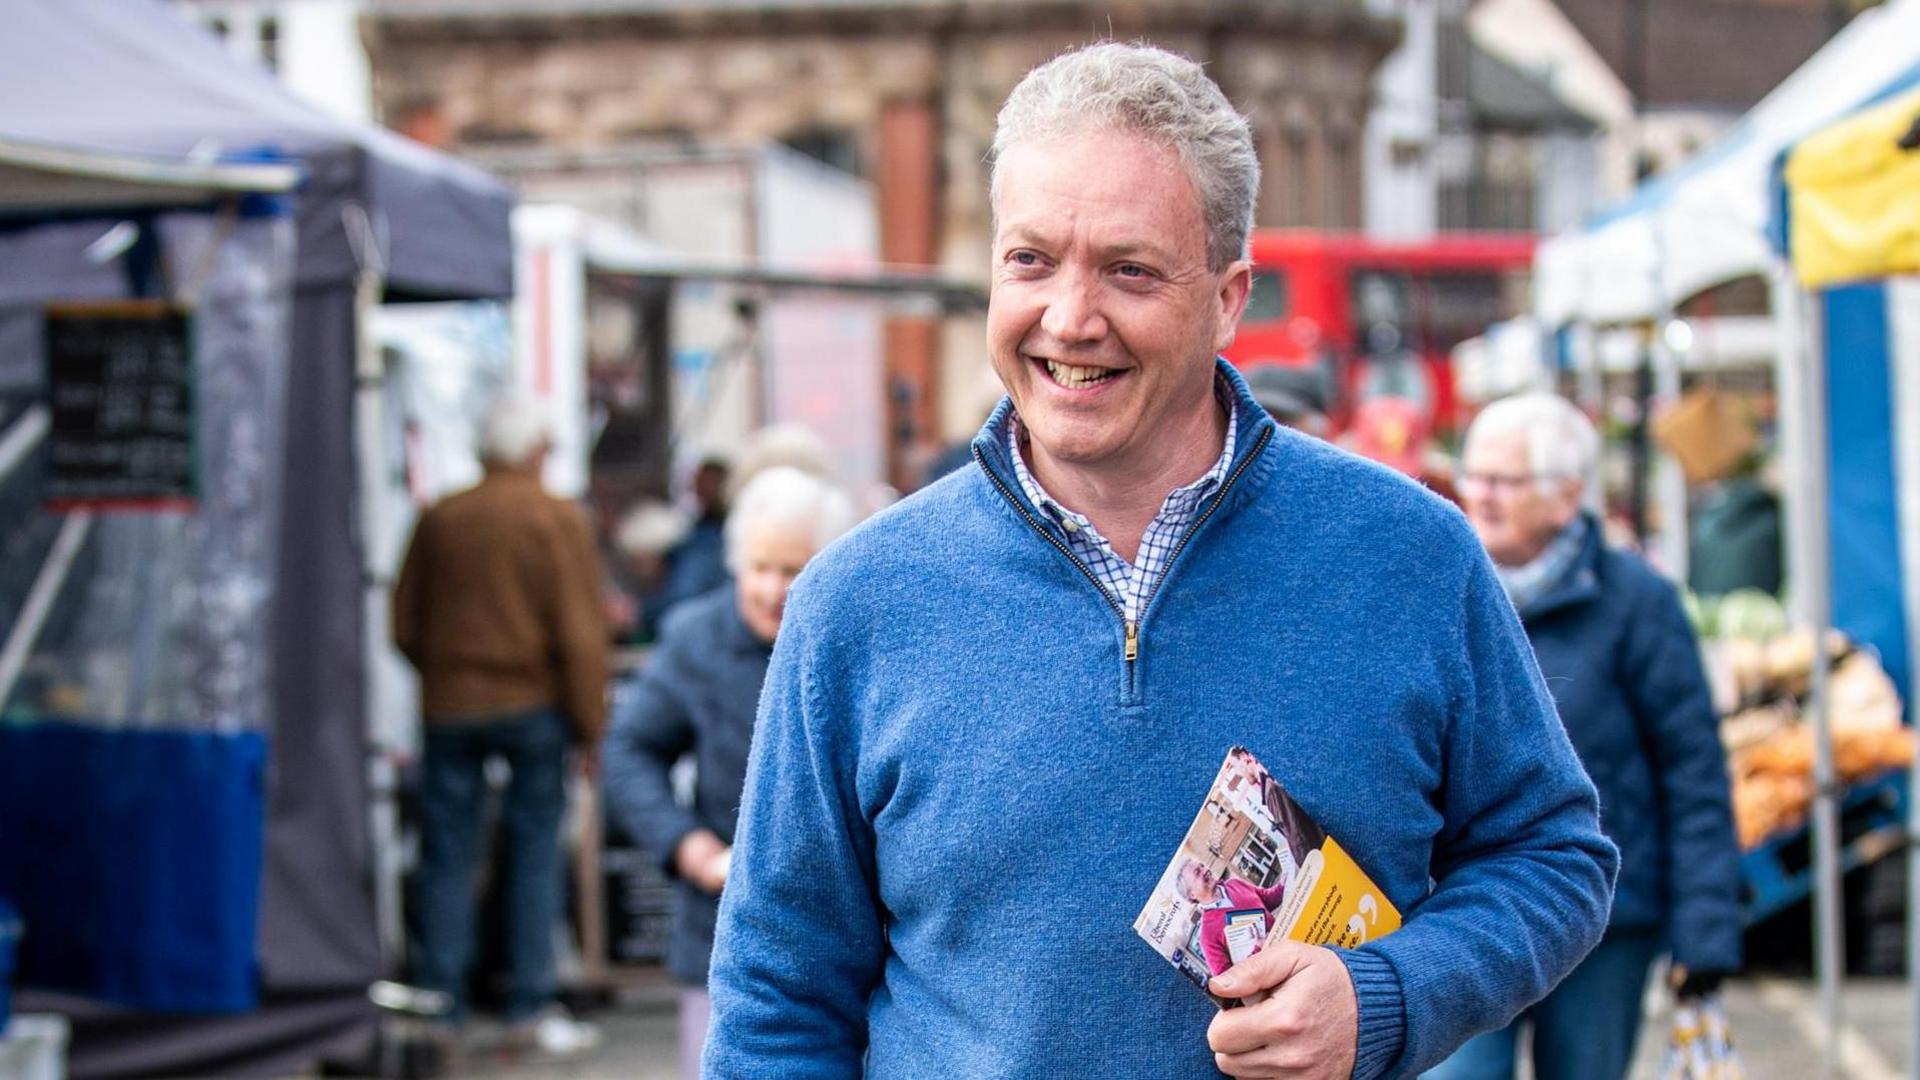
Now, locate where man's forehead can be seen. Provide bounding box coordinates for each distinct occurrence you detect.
[1463,427,1531,466]
[992,155,1206,262]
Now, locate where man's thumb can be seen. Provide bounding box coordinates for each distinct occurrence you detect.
[1209,936,1311,996]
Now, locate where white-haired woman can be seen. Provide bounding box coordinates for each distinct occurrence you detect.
[599,466,855,1077]
[1428,393,1742,1080]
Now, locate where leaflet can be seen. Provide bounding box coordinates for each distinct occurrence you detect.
[1132,746,1401,1005]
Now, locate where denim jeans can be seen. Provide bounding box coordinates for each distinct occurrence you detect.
[1422,929,1662,1080]
[412,708,570,1022]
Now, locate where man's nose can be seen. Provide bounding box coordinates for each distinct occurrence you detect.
[1038,267,1107,344]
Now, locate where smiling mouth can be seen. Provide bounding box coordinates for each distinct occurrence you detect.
[1040,358,1124,389]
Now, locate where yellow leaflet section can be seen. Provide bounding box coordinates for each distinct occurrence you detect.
[1276,838,1402,950]
[1785,85,1920,289]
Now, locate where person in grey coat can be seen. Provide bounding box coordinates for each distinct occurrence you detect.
[601,465,855,1078]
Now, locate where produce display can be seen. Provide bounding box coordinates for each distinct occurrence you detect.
[1692,594,1916,849]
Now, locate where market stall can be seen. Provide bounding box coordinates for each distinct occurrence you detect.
[0,1,514,1074]
[1773,73,1920,1079]
[1535,0,1920,576]
[1533,6,1920,1067]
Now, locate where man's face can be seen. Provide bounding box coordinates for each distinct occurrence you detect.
[1180,861,1218,903]
[988,130,1250,478]
[692,463,728,515]
[1461,428,1582,567]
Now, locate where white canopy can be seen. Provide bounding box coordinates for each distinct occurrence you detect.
[0,136,298,216]
[1536,0,1920,324]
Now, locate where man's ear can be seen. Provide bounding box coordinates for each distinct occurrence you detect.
[1213,260,1253,354]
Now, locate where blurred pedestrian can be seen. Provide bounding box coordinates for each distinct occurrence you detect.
[1244,362,1332,437]
[1431,392,1742,1080]
[705,42,1614,1080]
[391,395,609,1056]
[727,422,833,498]
[601,466,854,1078]
[611,499,689,642]
[648,457,733,625]
[1688,457,1784,599]
[1345,394,1459,505]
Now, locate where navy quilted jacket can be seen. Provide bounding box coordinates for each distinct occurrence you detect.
[1517,518,1742,973]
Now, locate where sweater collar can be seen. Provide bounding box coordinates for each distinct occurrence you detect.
[970,356,1279,522]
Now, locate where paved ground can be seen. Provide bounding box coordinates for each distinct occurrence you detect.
[415,970,1915,1079]
[1622,976,1911,1079]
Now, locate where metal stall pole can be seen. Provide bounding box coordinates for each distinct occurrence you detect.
[1650,311,1689,582]
[346,205,406,969]
[1573,320,1603,418]
[1770,263,1844,1077]
[1888,284,1920,1080]
[1571,321,1607,518]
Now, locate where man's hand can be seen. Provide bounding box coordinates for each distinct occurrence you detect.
[1206,939,1358,1079]
[674,828,731,895]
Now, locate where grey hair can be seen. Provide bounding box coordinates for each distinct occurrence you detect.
[989,42,1260,272]
[1465,392,1600,499]
[725,466,857,573]
[615,500,689,559]
[477,394,551,468]
[727,423,835,501]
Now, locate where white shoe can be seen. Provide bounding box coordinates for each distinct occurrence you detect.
[512,1008,602,1057]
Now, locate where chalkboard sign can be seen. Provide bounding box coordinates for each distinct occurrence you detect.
[601,819,674,966]
[43,301,197,509]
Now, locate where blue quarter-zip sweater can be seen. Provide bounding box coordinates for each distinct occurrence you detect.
[706,361,1618,1079]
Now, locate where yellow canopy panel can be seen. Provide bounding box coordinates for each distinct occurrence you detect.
[1784,83,1920,288]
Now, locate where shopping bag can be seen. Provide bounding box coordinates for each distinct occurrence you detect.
[1659,994,1746,1080]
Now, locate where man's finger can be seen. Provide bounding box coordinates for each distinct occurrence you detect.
[1208,937,1315,998]
[1217,1043,1312,1078]
[1207,984,1314,1055]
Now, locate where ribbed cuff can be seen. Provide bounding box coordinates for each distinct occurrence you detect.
[1338,948,1406,1080]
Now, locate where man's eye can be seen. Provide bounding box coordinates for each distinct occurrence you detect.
[1008,250,1041,266]
[1116,263,1151,279]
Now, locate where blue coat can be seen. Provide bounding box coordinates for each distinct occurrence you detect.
[602,585,770,985]
[1517,519,1742,974]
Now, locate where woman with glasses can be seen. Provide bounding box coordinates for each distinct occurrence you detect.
[1428,393,1743,1080]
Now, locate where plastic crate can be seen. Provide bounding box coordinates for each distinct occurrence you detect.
[1740,769,1911,926]
[0,1015,70,1080]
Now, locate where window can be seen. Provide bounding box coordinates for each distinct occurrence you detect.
[258,15,279,72]
[1425,272,1507,351]
[1243,271,1290,324]
[781,128,862,177]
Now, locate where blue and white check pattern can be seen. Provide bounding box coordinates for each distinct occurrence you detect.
[1008,380,1238,625]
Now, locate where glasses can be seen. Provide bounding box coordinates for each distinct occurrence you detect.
[1458,471,1568,495]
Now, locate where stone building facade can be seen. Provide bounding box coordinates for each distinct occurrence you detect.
[362,0,1400,482]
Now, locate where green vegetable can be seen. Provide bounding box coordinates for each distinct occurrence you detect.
[1715,588,1787,641]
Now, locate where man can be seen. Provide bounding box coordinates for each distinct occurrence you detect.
[1246,362,1333,437]
[392,396,608,1054]
[1431,394,1741,1080]
[706,43,1615,1079]
[650,457,734,626]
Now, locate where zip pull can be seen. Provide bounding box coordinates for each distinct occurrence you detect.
[1125,620,1139,662]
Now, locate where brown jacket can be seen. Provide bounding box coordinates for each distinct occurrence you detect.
[392,467,610,743]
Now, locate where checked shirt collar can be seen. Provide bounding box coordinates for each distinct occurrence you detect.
[1008,377,1238,625]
